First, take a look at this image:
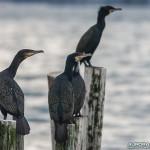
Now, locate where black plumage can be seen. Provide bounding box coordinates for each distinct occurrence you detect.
[76,6,122,66]
[0,49,44,135]
[72,62,86,117]
[48,52,90,143]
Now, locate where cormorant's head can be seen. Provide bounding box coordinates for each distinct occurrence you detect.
[67,52,92,64]
[17,49,44,60]
[99,6,122,17]
[65,52,91,78]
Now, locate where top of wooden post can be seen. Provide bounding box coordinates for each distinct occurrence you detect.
[0,120,16,123]
[47,72,62,88]
[47,72,62,79]
[85,66,106,71]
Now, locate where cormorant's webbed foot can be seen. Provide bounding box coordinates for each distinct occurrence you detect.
[75,112,83,117]
[68,116,75,124]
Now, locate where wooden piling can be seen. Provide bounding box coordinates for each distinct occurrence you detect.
[15,134,24,150]
[47,72,62,88]
[47,72,88,150]
[82,66,106,150]
[51,117,87,150]
[0,120,16,150]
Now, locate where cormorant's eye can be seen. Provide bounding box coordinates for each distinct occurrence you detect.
[75,56,81,61]
[26,52,32,56]
[23,52,32,58]
[109,9,114,13]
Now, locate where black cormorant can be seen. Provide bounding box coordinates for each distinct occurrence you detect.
[48,52,90,143]
[76,6,122,66]
[0,49,44,135]
[72,62,86,117]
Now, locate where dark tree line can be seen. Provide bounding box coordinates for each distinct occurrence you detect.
[1,0,150,4]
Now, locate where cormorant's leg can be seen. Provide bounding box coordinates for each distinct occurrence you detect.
[78,112,83,117]
[1,106,7,120]
[87,60,92,66]
[84,61,88,66]
[75,113,78,117]
[4,114,7,120]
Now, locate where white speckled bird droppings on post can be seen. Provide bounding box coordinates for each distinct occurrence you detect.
[0,120,16,150]
[82,66,106,150]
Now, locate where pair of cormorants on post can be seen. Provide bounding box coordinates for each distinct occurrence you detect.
[48,6,122,143]
[48,53,91,143]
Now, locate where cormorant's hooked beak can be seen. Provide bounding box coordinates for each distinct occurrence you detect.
[109,8,122,13]
[75,53,92,62]
[33,50,44,54]
[26,50,44,57]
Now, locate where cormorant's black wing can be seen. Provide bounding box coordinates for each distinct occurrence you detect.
[48,75,74,122]
[76,26,95,53]
[0,77,24,116]
[72,74,86,114]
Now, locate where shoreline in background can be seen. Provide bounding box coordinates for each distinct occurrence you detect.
[0,0,150,5]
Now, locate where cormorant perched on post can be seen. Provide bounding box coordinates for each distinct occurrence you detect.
[72,62,86,117]
[48,52,91,143]
[76,6,122,66]
[0,49,44,135]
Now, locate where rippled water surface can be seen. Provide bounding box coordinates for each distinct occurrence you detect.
[0,3,150,150]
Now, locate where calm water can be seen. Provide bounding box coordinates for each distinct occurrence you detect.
[0,3,150,150]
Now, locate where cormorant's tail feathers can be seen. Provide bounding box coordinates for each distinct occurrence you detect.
[13,116,30,135]
[54,122,67,143]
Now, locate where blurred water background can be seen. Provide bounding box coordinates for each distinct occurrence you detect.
[0,1,150,150]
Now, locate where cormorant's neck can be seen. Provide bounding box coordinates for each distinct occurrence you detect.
[97,13,106,25]
[64,60,75,81]
[73,63,80,77]
[7,54,24,78]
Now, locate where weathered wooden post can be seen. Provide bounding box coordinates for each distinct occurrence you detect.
[12,117,24,150]
[51,117,87,150]
[15,134,24,150]
[0,120,16,150]
[47,72,88,150]
[82,66,106,150]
